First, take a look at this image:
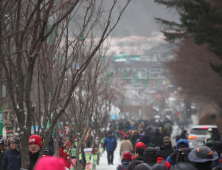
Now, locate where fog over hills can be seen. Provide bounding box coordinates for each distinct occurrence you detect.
[110,0,179,38]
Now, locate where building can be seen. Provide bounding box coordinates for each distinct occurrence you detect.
[110,44,174,119]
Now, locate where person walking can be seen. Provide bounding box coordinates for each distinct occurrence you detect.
[164,121,172,137]
[131,131,140,147]
[160,137,174,160]
[104,131,117,165]
[29,135,43,170]
[0,136,7,170]
[151,129,162,147]
[120,135,133,158]
[131,142,146,160]
[139,135,155,148]
[126,147,144,170]
[180,130,188,140]
[188,146,218,170]
[59,141,71,169]
[166,139,191,169]
[135,147,165,170]
[212,129,221,142]
[117,151,132,170]
[2,138,21,170]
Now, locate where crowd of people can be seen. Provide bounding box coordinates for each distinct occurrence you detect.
[102,118,222,170]
[0,116,221,170]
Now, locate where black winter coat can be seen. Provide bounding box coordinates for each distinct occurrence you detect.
[135,147,165,170]
[2,149,21,170]
[29,151,40,170]
[126,156,143,170]
[160,144,174,160]
[0,150,4,170]
[170,148,192,166]
[213,141,222,156]
[151,132,162,147]
[212,132,221,142]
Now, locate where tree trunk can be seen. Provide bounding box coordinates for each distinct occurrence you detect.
[55,122,59,156]
[21,132,31,169]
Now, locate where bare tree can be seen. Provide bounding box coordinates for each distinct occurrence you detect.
[0,0,130,169]
[166,38,222,115]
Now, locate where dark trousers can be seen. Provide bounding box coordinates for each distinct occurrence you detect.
[107,151,114,164]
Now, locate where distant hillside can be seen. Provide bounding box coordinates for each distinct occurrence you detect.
[110,0,179,37]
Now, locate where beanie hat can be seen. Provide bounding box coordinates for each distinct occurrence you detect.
[123,135,128,139]
[206,140,214,148]
[135,142,146,152]
[122,151,132,160]
[34,156,65,170]
[29,135,42,148]
[163,136,170,143]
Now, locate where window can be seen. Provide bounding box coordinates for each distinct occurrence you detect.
[138,69,147,78]
[149,69,162,78]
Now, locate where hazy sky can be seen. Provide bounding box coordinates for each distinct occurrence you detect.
[110,0,179,37]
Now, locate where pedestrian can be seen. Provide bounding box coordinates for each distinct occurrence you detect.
[2,138,21,170]
[188,146,218,170]
[151,129,162,147]
[205,128,213,143]
[212,129,221,142]
[164,120,172,137]
[180,130,187,140]
[43,146,54,156]
[103,131,117,165]
[126,147,144,170]
[59,140,71,169]
[135,147,165,170]
[132,142,146,160]
[117,151,132,170]
[0,136,7,169]
[139,135,155,148]
[206,140,214,148]
[29,135,43,170]
[59,134,63,148]
[166,139,190,168]
[212,155,222,170]
[160,136,174,160]
[34,156,66,170]
[126,132,132,140]
[211,141,222,169]
[120,135,133,158]
[131,131,140,146]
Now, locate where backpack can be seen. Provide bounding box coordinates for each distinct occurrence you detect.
[142,163,166,170]
[117,165,126,170]
[165,123,172,133]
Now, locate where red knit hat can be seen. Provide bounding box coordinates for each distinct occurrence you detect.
[29,135,42,148]
[34,156,65,170]
[134,142,146,152]
[122,151,132,160]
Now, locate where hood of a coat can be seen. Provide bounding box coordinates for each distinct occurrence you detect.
[133,156,143,165]
[140,135,150,144]
[176,139,189,150]
[154,128,160,136]
[143,147,157,166]
[133,130,141,136]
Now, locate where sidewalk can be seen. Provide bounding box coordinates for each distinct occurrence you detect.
[96,140,121,170]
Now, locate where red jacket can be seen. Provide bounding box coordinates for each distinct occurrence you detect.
[59,147,71,168]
